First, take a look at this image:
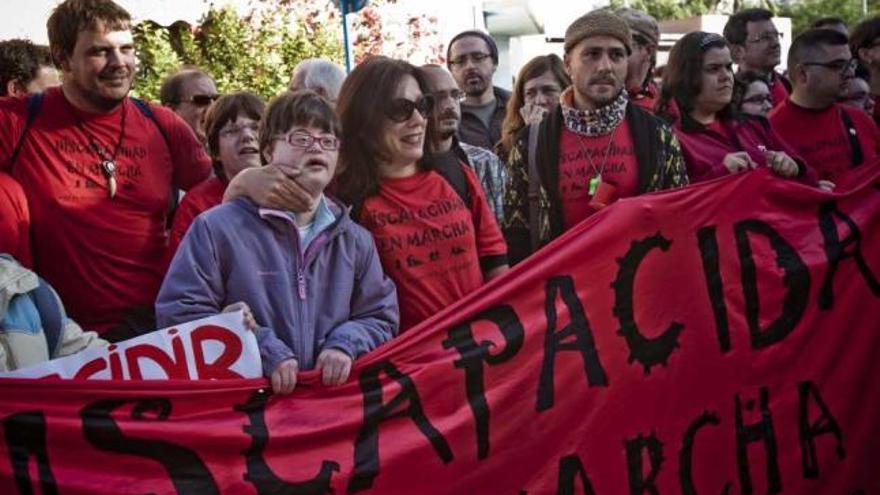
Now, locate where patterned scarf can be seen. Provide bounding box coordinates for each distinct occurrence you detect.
[560,87,628,137]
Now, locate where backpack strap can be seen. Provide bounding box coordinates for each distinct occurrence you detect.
[131,97,180,223]
[526,122,542,252]
[433,156,473,208]
[27,278,64,359]
[8,92,45,170]
[838,107,864,167]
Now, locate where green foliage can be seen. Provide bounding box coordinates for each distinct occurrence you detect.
[131,22,182,101]
[132,2,343,102]
[608,0,720,21]
[778,0,880,36]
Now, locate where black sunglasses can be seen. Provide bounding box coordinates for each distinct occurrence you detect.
[183,94,221,107]
[386,95,434,123]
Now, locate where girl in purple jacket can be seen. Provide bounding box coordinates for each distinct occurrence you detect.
[157,91,399,394]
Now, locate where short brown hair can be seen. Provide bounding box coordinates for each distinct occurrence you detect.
[204,91,265,178]
[47,0,131,67]
[159,66,214,106]
[259,90,341,158]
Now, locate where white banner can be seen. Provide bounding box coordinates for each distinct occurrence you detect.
[2,311,262,380]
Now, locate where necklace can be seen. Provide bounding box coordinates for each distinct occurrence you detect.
[65,98,127,199]
[573,125,619,196]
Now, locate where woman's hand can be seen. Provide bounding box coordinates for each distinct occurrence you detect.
[519,103,548,126]
[765,151,800,178]
[722,151,757,174]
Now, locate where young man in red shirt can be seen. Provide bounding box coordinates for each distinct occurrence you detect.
[0,0,211,340]
[503,9,688,265]
[724,8,791,106]
[769,29,880,183]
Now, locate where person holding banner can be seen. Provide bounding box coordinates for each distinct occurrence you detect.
[335,56,509,331]
[770,28,880,182]
[503,9,688,265]
[157,90,399,394]
[657,32,817,185]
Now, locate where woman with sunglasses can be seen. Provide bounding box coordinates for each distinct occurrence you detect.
[168,92,264,258]
[335,56,509,332]
[658,32,817,185]
[733,71,774,118]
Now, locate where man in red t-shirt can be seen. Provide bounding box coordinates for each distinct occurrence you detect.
[769,29,880,183]
[724,8,792,106]
[503,10,688,265]
[0,0,210,339]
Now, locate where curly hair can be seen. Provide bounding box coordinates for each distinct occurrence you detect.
[0,39,52,96]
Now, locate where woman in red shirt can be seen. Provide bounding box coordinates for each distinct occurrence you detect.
[335,57,509,331]
[657,32,816,185]
[168,92,265,258]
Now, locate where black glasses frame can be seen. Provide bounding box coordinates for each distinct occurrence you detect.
[386,95,434,123]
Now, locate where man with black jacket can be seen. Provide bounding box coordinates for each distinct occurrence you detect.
[447,30,511,151]
[503,9,687,265]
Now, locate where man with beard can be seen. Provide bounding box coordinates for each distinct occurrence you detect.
[769,29,880,182]
[724,8,791,106]
[502,9,687,265]
[447,30,510,151]
[421,64,506,223]
[0,0,211,340]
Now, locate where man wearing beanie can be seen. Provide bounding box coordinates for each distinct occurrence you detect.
[616,7,661,112]
[502,9,688,265]
[447,30,511,151]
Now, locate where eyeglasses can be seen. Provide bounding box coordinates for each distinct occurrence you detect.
[275,130,339,151]
[742,94,773,105]
[448,52,492,67]
[431,89,466,103]
[219,121,260,138]
[802,58,858,74]
[386,96,434,123]
[746,31,783,44]
[181,94,221,107]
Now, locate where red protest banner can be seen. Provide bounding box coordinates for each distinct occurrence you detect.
[0,168,878,495]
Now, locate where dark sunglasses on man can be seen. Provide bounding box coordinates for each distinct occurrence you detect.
[386,95,434,123]
[180,94,221,107]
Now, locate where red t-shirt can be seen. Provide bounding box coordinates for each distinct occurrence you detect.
[0,172,31,267]
[358,167,507,331]
[769,99,880,181]
[673,116,815,184]
[0,88,211,333]
[557,120,640,229]
[629,81,658,113]
[168,175,226,260]
[769,74,790,106]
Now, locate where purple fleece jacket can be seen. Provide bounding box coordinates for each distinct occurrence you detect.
[156,197,399,374]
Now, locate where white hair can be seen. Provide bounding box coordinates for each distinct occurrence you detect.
[288,58,346,102]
